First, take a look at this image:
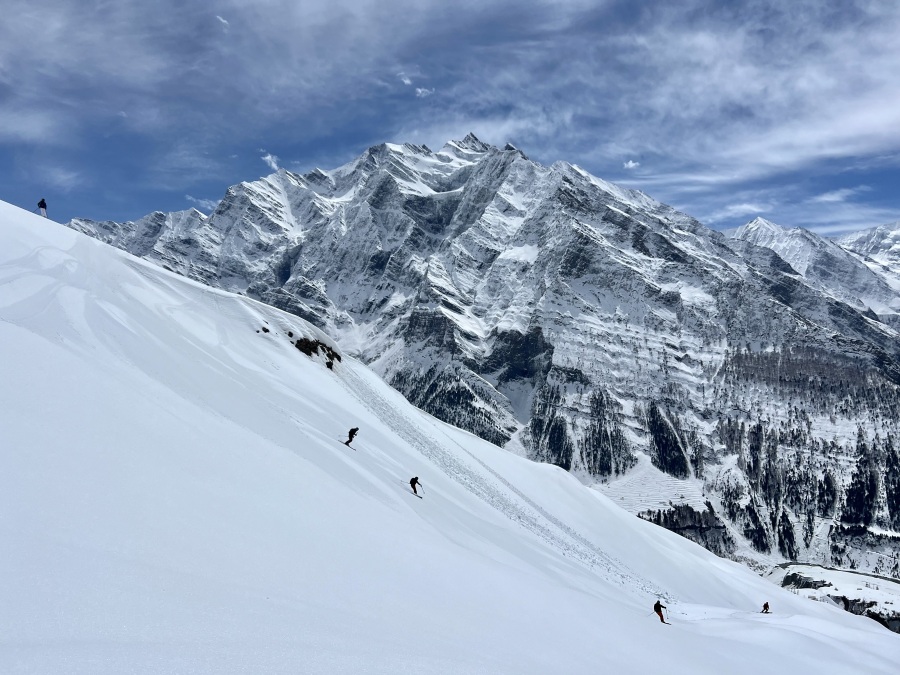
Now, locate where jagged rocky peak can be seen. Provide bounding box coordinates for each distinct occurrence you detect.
[441,132,494,156]
[64,135,900,580]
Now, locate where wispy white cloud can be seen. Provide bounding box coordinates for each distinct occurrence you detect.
[40,166,83,192]
[415,87,434,98]
[397,72,412,86]
[185,194,219,211]
[147,141,227,190]
[705,202,771,224]
[789,201,900,236]
[623,160,640,170]
[674,181,896,236]
[0,107,69,144]
[808,186,871,203]
[261,151,280,171]
[216,15,229,29]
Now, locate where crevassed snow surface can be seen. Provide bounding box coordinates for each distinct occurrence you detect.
[1,201,898,673]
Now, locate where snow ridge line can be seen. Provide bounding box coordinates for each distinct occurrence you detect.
[338,363,668,599]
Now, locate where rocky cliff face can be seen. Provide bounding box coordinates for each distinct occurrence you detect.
[639,502,737,557]
[68,135,900,577]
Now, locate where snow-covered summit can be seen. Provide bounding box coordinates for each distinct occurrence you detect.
[728,215,785,238]
[3,200,899,672]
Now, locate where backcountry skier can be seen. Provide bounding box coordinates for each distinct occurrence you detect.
[410,476,421,496]
[37,198,47,217]
[654,600,668,623]
[344,427,359,446]
[761,602,770,613]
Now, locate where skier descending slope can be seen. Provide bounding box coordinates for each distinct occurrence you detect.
[343,427,358,447]
[409,476,422,498]
[654,600,669,624]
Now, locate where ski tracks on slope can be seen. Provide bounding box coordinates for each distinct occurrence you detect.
[337,362,670,601]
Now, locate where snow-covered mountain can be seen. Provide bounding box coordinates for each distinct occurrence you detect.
[728,216,900,326]
[836,222,900,295]
[67,135,900,580]
[3,201,899,672]
[838,221,900,268]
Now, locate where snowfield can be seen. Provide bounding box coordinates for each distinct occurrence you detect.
[2,200,898,673]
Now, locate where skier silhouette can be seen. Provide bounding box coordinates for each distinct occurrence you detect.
[410,476,421,496]
[37,198,47,217]
[761,602,770,614]
[344,427,358,446]
[653,600,668,623]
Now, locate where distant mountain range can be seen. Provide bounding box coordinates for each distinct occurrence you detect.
[68,134,900,578]
[728,217,900,329]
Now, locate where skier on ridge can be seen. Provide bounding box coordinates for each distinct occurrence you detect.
[344,427,359,447]
[37,198,47,217]
[653,600,668,624]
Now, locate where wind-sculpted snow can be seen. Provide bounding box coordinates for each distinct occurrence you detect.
[65,135,900,580]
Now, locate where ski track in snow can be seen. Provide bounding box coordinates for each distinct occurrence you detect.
[337,361,669,600]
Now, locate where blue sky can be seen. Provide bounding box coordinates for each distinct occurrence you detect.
[2,0,899,235]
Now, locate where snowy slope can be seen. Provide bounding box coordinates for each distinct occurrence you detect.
[3,203,899,672]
